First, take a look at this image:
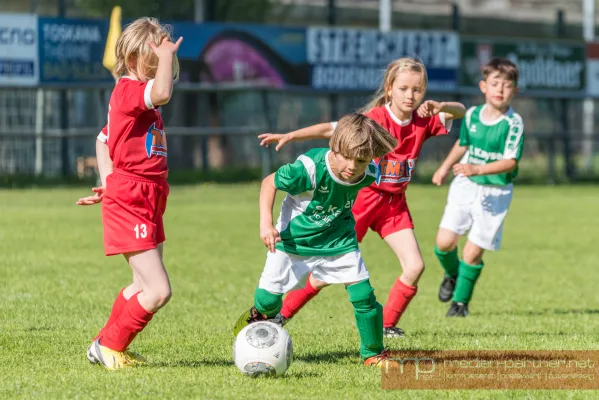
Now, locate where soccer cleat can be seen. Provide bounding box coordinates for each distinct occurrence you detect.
[270,313,290,327]
[87,343,100,364]
[438,275,457,303]
[446,301,469,317]
[232,306,268,336]
[383,326,405,338]
[124,350,147,365]
[364,350,399,369]
[87,339,134,370]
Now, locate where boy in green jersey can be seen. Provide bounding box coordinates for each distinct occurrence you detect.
[233,113,398,367]
[431,58,524,317]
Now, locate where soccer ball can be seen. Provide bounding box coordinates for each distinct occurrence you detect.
[233,321,293,378]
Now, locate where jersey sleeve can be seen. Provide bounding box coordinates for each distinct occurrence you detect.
[274,155,316,195]
[427,114,449,138]
[459,106,476,146]
[114,79,155,117]
[97,125,108,143]
[458,118,469,146]
[503,114,525,161]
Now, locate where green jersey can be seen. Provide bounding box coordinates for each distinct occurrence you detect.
[459,105,525,186]
[273,148,378,256]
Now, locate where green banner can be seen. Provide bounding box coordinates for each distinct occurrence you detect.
[461,38,585,92]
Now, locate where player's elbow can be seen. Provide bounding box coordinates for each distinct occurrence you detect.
[151,89,171,106]
[505,159,518,172]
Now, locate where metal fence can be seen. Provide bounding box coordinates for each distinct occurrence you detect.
[0,83,598,184]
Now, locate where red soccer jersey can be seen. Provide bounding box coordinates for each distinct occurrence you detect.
[365,104,449,194]
[100,77,168,180]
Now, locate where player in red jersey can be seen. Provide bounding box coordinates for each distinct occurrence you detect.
[76,17,182,369]
[259,58,466,338]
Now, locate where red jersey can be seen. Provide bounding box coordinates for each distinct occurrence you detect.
[101,77,168,180]
[365,104,449,194]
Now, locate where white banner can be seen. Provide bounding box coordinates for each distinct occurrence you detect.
[0,14,39,86]
[307,27,459,90]
[307,28,459,68]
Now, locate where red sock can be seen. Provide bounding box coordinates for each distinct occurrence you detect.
[280,278,320,319]
[99,293,154,352]
[383,279,418,328]
[94,288,128,340]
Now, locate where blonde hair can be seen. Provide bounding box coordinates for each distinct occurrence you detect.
[359,57,428,113]
[113,17,179,82]
[330,113,398,160]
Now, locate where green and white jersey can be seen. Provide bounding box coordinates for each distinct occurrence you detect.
[274,148,378,256]
[459,105,525,186]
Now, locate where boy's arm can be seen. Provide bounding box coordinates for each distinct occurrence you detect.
[432,140,467,186]
[259,173,281,253]
[453,159,517,177]
[259,123,335,151]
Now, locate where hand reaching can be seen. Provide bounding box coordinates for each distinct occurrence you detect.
[432,167,450,186]
[258,133,291,151]
[76,186,106,206]
[417,100,443,118]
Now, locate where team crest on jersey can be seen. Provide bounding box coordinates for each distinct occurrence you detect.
[145,123,167,158]
[378,158,417,183]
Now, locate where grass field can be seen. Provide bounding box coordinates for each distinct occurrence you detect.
[2,183,599,399]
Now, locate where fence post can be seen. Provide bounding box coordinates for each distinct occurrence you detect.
[260,89,273,177]
[547,135,557,184]
[34,89,44,176]
[60,90,69,177]
[556,9,576,181]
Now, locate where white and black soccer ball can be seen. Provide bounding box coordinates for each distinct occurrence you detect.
[233,321,293,378]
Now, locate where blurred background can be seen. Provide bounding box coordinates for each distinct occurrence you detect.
[0,0,598,185]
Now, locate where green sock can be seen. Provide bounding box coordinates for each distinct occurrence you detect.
[254,288,283,318]
[453,260,484,304]
[434,246,460,278]
[346,280,384,360]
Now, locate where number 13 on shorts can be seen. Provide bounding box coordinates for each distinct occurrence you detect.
[134,224,148,239]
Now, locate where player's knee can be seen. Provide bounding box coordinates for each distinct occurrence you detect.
[308,274,328,290]
[346,279,377,311]
[153,287,172,308]
[436,229,459,251]
[463,243,484,265]
[463,253,483,265]
[404,258,425,277]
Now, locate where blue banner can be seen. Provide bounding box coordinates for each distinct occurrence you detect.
[307,27,460,91]
[38,18,112,84]
[171,22,309,87]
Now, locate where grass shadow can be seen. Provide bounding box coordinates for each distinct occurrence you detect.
[484,308,599,317]
[294,350,358,364]
[149,359,234,368]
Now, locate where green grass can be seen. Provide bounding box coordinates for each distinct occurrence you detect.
[1,183,599,399]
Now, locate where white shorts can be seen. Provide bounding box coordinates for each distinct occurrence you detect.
[439,175,513,251]
[258,250,370,294]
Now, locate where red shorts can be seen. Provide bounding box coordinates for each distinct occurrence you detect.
[102,171,169,256]
[353,187,414,243]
